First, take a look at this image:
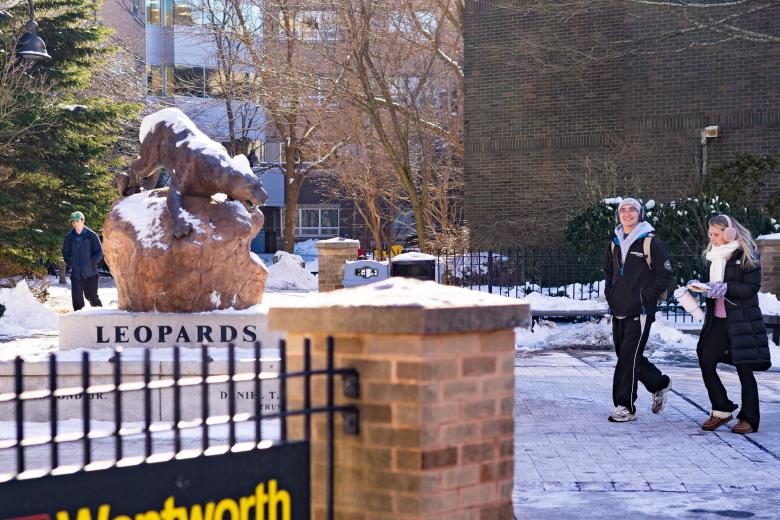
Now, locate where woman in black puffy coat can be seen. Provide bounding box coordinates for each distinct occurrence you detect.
[695,214,771,435]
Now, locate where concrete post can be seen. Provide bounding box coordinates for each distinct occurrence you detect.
[269,278,529,519]
[316,237,360,292]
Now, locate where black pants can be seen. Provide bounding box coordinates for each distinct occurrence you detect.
[698,318,760,430]
[71,275,103,311]
[613,315,669,413]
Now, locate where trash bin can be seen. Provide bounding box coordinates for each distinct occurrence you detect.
[390,252,436,281]
[343,259,390,287]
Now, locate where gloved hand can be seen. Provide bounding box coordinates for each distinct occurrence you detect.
[708,282,728,299]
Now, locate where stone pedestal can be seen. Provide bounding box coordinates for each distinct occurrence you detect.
[316,238,360,292]
[59,308,283,350]
[758,235,780,295]
[269,278,529,519]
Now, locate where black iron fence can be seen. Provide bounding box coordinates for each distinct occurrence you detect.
[436,249,705,322]
[0,339,359,520]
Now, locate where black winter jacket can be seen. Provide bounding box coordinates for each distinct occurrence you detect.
[604,234,673,317]
[698,250,771,371]
[62,226,103,280]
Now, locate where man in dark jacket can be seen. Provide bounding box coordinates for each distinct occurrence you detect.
[62,211,104,311]
[604,198,673,422]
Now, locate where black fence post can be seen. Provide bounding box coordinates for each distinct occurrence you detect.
[49,352,58,470]
[81,351,91,466]
[143,348,152,459]
[14,356,24,475]
[200,343,209,452]
[487,250,494,294]
[254,341,262,445]
[113,347,122,463]
[227,342,236,448]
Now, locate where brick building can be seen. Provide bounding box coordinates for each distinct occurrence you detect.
[463,1,780,247]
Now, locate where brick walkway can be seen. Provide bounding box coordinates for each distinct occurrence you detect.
[514,350,780,519]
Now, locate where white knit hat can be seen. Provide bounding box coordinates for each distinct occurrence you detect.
[618,197,642,214]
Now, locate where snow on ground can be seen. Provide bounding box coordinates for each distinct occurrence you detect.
[760,291,780,315]
[0,281,58,337]
[516,313,780,365]
[522,291,607,312]
[265,251,318,291]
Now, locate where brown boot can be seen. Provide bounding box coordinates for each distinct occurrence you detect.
[702,414,732,431]
[731,420,755,435]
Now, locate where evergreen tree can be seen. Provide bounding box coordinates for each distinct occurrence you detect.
[0,0,140,277]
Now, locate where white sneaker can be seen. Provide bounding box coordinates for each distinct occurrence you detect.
[651,378,672,414]
[608,405,636,422]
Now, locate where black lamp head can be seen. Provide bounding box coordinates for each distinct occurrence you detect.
[16,19,50,60]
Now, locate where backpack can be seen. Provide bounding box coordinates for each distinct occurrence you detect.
[611,234,668,301]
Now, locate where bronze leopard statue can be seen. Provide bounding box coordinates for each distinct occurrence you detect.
[117,108,268,238]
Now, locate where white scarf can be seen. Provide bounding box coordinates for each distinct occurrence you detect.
[706,241,741,283]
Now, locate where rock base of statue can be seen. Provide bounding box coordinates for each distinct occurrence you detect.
[103,189,268,313]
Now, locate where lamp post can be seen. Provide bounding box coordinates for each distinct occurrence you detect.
[16,0,50,60]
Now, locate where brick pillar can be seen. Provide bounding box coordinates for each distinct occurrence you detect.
[757,235,780,294]
[269,278,529,520]
[316,237,360,292]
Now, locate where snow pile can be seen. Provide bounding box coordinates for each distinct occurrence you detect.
[523,291,607,312]
[759,292,780,315]
[516,314,700,363]
[266,251,318,291]
[0,281,58,337]
[294,239,319,257]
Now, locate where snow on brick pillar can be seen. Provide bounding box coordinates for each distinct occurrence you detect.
[758,235,780,295]
[316,237,360,292]
[268,278,530,519]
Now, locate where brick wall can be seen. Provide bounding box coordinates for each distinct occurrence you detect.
[464,0,780,247]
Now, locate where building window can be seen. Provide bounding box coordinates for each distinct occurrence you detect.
[174,0,202,25]
[174,66,205,96]
[147,0,160,24]
[147,65,174,96]
[147,0,172,25]
[281,207,340,238]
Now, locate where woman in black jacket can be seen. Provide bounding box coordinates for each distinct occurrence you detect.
[695,214,771,434]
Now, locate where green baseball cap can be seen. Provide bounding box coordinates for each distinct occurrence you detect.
[69,211,85,222]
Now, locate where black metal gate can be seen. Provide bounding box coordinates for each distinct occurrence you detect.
[0,339,359,520]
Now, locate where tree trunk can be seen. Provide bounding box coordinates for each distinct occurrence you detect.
[282,150,300,253]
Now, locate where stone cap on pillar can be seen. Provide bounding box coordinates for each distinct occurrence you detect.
[268,277,530,335]
[315,237,360,250]
[757,233,780,243]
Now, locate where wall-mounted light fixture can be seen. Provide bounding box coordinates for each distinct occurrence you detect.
[700,125,719,177]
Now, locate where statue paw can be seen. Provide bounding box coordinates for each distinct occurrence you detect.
[173,220,193,238]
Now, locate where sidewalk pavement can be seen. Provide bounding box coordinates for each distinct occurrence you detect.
[515,349,780,519]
